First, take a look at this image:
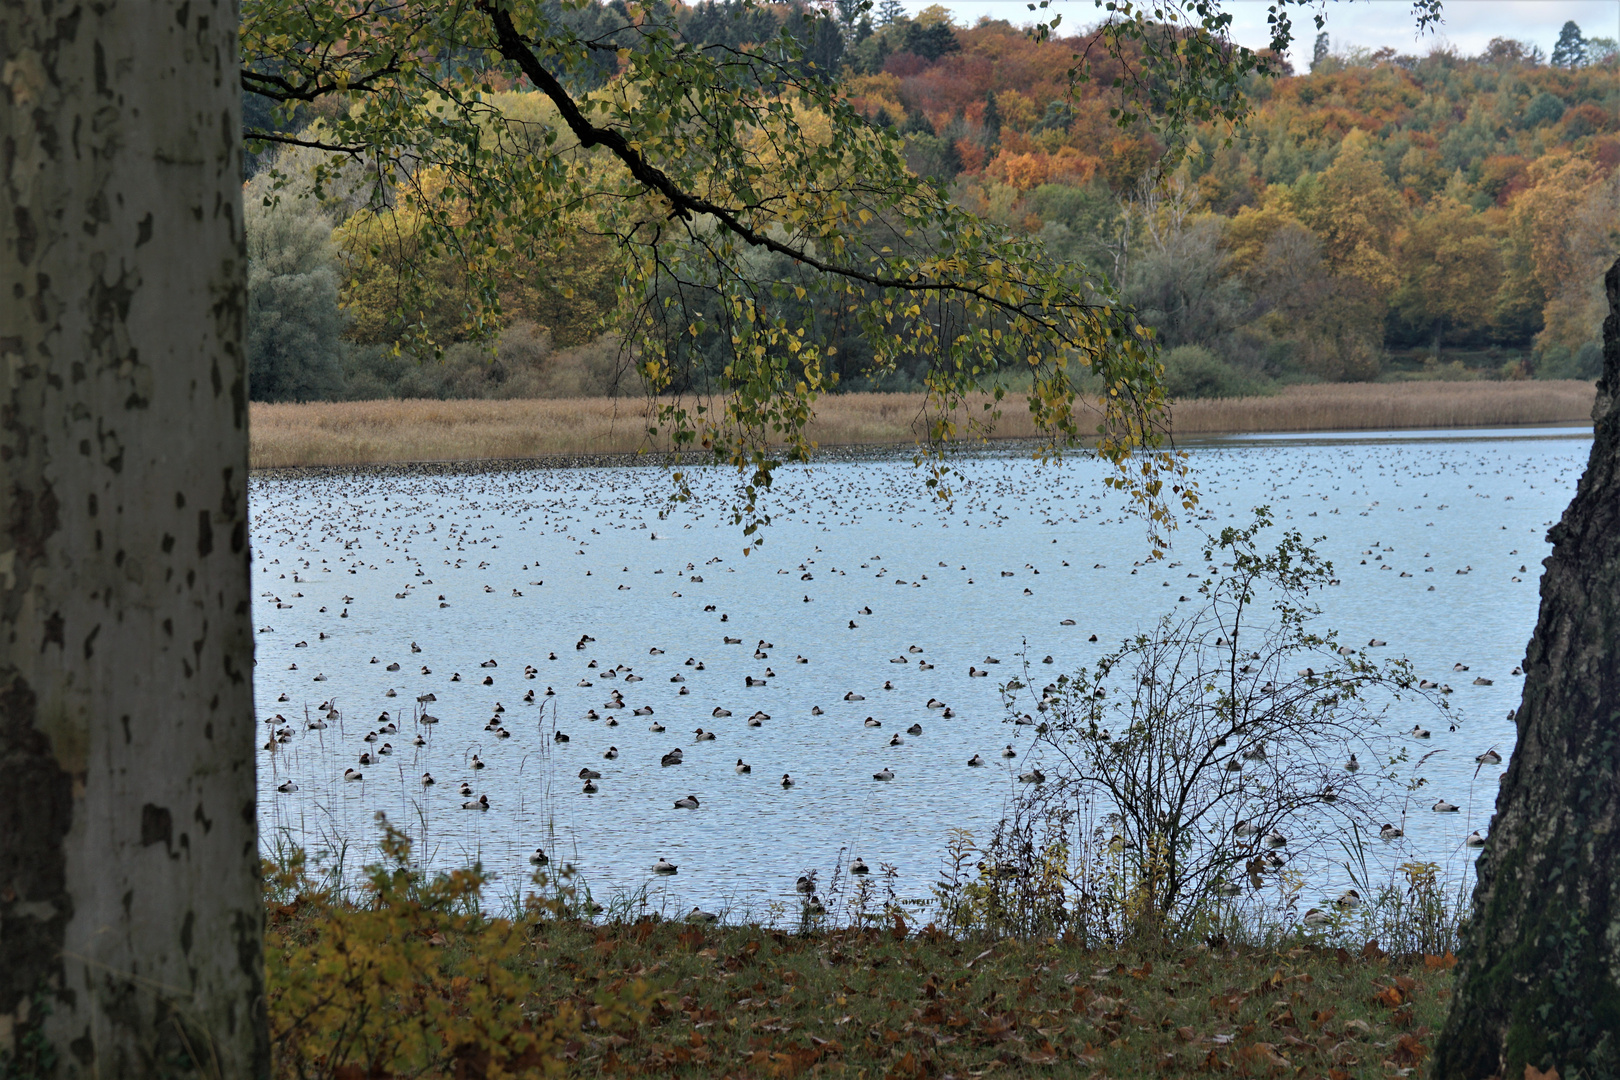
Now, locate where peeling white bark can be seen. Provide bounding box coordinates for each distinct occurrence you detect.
[1,0,263,1075]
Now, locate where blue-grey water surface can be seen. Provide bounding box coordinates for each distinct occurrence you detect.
[251,426,1590,916]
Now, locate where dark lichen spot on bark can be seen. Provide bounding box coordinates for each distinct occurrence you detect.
[82,623,99,660]
[41,611,63,651]
[179,909,194,954]
[197,509,213,557]
[0,676,72,1020]
[8,481,62,566]
[162,532,174,553]
[175,491,186,509]
[135,212,152,247]
[13,206,36,265]
[139,804,173,853]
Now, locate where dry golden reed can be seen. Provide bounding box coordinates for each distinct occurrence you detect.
[250,381,1596,469]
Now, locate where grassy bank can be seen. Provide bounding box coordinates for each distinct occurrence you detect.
[248,381,1596,469]
[267,880,1455,1079]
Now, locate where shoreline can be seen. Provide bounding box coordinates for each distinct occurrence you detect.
[250,380,1597,473]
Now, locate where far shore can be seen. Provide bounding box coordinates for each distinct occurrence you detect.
[249,380,1597,470]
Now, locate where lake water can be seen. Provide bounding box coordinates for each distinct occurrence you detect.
[251,425,1591,918]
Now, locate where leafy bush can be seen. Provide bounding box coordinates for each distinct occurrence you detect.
[246,183,348,402]
[1160,344,1270,399]
[1535,340,1605,380]
[264,823,654,1079]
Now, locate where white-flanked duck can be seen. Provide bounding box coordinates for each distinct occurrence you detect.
[873,767,895,781]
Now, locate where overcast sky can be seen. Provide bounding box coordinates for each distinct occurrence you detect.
[929,0,1620,69]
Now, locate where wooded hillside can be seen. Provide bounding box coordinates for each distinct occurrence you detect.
[245,2,1620,401]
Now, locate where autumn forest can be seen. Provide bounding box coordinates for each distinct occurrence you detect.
[244,2,1620,403]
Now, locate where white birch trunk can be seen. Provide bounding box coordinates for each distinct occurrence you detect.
[0,0,263,1074]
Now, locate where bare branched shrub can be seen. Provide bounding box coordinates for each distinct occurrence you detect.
[994,510,1448,941]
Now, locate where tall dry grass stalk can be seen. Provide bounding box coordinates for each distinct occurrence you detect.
[250,381,1596,469]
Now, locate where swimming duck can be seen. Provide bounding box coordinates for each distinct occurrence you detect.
[864,717,881,727]
[420,772,435,786]
[554,731,570,743]
[471,755,485,769]
[1344,753,1360,772]
[1379,823,1404,841]
[872,767,895,781]
[712,707,732,718]
[888,733,903,746]
[343,768,363,781]
[795,876,814,894]
[1302,908,1331,926]
[1018,768,1046,785]
[1335,888,1362,909]
[850,857,870,874]
[693,728,716,742]
[1409,725,1431,738]
[459,782,473,796]
[529,849,549,865]
[653,858,679,874]
[462,794,490,810]
[578,767,602,780]
[1213,880,1242,897]
[735,758,751,774]
[582,779,598,793]
[604,746,619,759]
[674,794,700,809]
[1233,819,1259,837]
[1000,745,1017,758]
[1432,799,1460,812]
[967,754,985,767]
[685,907,719,924]
[276,780,299,793]
[1264,830,1287,849]
[1465,831,1486,848]
[844,691,865,701]
[1475,748,1503,764]
[660,749,683,767]
[649,721,665,733]
[781,774,795,788]
[907,723,923,736]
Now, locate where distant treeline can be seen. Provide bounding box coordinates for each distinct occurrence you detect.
[246,2,1619,403]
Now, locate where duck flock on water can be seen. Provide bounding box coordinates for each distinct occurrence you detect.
[252,437,1585,906]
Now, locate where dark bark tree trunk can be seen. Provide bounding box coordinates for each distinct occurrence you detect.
[1434,258,1620,1079]
[0,0,264,1075]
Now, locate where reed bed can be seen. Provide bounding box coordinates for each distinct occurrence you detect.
[250,381,1596,469]
[1167,379,1596,436]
